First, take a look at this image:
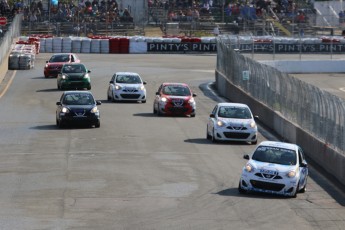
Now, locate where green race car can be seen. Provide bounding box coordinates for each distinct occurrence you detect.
[57,63,91,90]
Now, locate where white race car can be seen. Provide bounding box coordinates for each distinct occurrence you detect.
[206,102,258,144]
[107,72,147,103]
[238,141,308,198]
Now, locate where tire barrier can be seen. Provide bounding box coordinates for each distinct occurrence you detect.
[17,34,345,54]
[8,38,36,70]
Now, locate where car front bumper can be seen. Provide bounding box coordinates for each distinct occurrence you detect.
[112,90,146,101]
[213,126,257,142]
[239,173,299,197]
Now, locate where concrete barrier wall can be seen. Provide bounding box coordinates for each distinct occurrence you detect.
[215,70,345,186]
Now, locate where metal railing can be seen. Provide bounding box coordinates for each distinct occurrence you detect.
[216,35,345,153]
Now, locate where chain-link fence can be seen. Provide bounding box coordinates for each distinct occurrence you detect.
[216,35,345,153]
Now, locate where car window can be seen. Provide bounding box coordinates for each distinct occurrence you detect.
[252,146,297,165]
[51,55,69,63]
[163,85,191,96]
[116,75,141,84]
[218,106,252,119]
[63,93,94,105]
[63,64,85,73]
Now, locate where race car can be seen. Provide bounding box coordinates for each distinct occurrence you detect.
[238,141,308,198]
[107,72,147,103]
[206,102,258,144]
[44,53,80,78]
[153,82,196,117]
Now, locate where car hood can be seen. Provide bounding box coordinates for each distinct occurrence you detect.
[47,62,68,66]
[218,117,254,126]
[165,95,192,101]
[66,105,95,111]
[64,73,87,78]
[116,83,143,89]
[249,160,297,174]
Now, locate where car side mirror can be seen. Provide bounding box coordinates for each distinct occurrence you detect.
[300,162,308,168]
[209,114,215,118]
[56,102,61,105]
[96,101,102,105]
[243,154,250,160]
[193,93,197,97]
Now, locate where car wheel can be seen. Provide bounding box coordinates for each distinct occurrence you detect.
[211,128,217,143]
[206,127,211,140]
[238,182,246,194]
[87,86,91,90]
[142,100,146,103]
[190,113,195,117]
[157,105,162,116]
[251,140,257,145]
[107,92,111,101]
[299,178,307,193]
[290,188,297,198]
[58,120,64,129]
[95,121,100,128]
[45,75,49,78]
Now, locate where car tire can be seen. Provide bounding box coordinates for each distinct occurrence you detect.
[298,178,307,193]
[211,128,217,143]
[45,75,48,78]
[95,121,100,128]
[190,113,196,117]
[58,120,64,129]
[87,86,91,90]
[206,127,211,140]
[107,94,111,101]
[142,100,146,103]
[238,182,246,194]
[251,140,257,145]
[157,105,162,116]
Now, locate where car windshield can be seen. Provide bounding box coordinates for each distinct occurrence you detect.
[162,85,191,96]
[50,55,70,63]
[63,93,94,105]
[218,106,252,119]
[116,75,141,84]
[251,146,297,165]
[63,64,86,73]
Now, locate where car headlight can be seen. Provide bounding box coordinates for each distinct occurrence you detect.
[115,85,122,90]
[91,106,99,113]
[83,74,90,79]
[61,107,70,113]
[160,97,167,102]
[217,120,225,127]
[287,170,296,178]
[139,85,145,90]
[249,121,257,128]
[188,97,195,104]
[245,163,254,172]
[45,64,48,68]
[62,74,68,80]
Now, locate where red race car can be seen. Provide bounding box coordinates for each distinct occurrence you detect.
[44,53,80,78]
[153,82,197,117]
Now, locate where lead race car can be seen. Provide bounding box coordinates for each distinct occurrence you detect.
[238,141,308,198]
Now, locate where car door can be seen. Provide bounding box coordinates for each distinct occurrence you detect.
[298,147,308,187]
[208,105,218,134]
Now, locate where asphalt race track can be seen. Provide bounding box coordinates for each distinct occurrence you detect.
[0,53,344,229]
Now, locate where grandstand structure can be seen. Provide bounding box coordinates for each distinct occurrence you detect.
[3,0,344,37]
